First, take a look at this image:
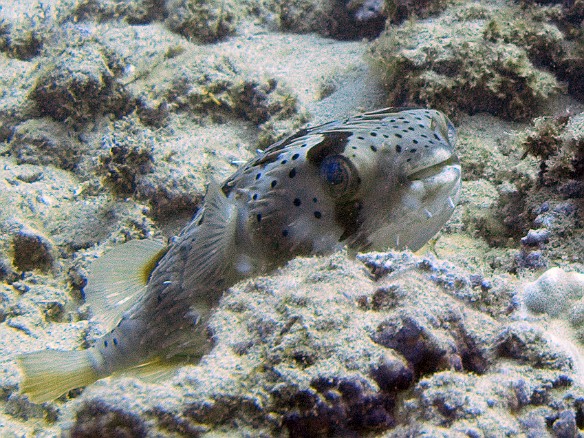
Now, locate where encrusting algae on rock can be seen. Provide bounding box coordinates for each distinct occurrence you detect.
[17,108,461,403]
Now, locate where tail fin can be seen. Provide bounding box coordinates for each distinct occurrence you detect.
[17,349,100,403]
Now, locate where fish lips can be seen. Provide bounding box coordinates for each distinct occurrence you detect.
[406,153,461,191]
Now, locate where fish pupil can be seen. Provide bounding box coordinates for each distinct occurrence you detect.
[321,157,346,187]
[319,155,359,199]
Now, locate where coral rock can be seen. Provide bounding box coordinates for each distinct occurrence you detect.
[523,267,584,317]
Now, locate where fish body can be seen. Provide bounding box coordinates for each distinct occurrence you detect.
[18,108,461,402]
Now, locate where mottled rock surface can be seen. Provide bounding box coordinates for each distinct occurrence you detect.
[1,0,583,436]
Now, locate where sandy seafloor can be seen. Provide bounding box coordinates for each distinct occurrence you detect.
[0,0,584,436]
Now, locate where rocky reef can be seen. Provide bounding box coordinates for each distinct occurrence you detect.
[465,110,584,272]
[369,0,584,122]
[25,252,583,436]
[1,0,583,436]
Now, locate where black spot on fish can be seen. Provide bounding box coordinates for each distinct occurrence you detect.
[104,341,108,348]
[113,338,118,346]
[289,168,297,178]
[271,180,277,188]
[314,211,322,219]
[370,132,377,137]
[225,121,329,179]
[293,198,301,207]
[434,133,441,140]
[251,123,320,158]
[282,229,289,237]
[357,136,365,140]
[252,194,258,200]
[313,197,318,203]
[410,149,417,153]
[292,153,300,160]
[281,159,287,164]
[256,173,262,180]
[370,145,378,152]
[396,145,402,153]
[257,213,262,222]
[413,139,419,144]
[395,133,402,139]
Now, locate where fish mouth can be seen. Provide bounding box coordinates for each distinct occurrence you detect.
[406,155,460,183]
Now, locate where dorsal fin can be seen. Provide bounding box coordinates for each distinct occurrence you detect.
[85,239,166,331]
[183,178,239,290]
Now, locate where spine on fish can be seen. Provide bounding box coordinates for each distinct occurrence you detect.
[17,348,104,403]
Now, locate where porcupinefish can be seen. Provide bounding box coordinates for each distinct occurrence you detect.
[18,108,461,402]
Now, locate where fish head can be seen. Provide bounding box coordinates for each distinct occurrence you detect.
[316,108,461,252]
[224,108,461,261]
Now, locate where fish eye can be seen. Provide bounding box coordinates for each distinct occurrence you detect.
[319,155,360,199]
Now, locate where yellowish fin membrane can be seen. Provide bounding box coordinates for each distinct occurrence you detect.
[119,356,186,384]
[18,349,100,403]
[85,239,166,331]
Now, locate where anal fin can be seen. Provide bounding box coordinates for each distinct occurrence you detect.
[120,356,186,384]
